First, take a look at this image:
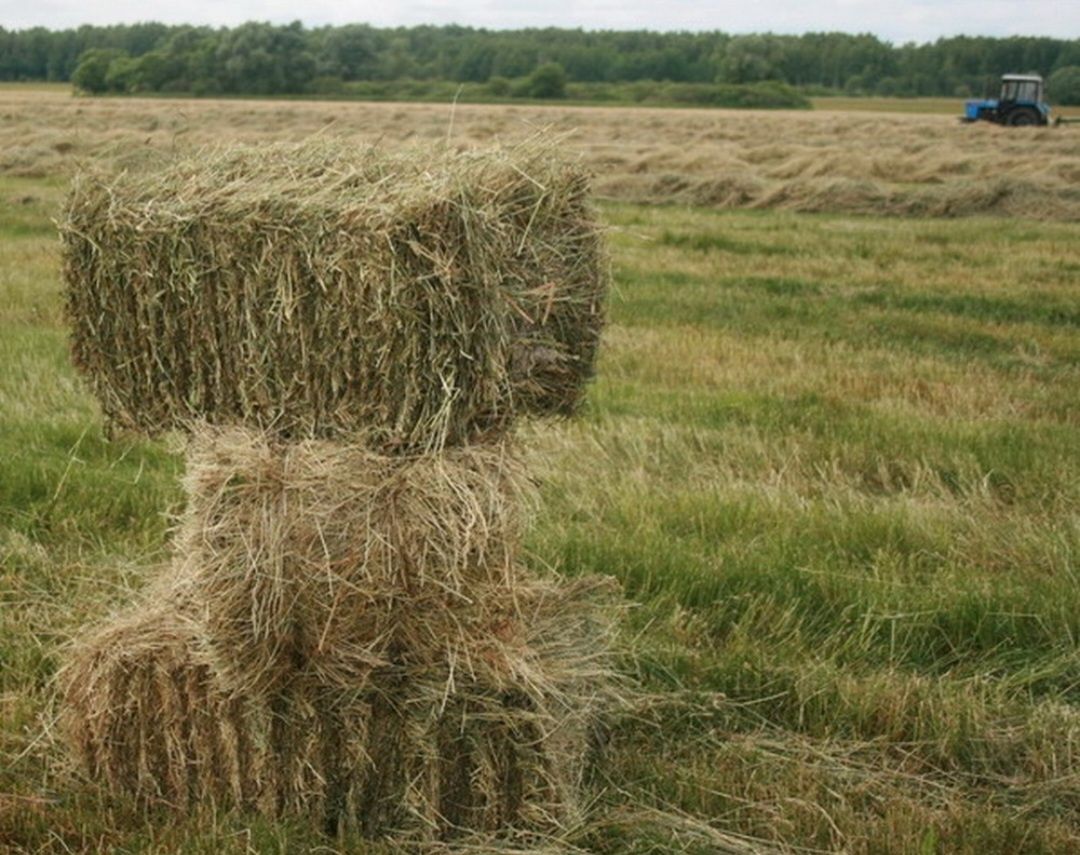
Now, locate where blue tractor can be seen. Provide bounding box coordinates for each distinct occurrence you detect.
[963,74,1051,126]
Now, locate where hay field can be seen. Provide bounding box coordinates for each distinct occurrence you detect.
[2,87,1080,852]
[3,86,1080,219]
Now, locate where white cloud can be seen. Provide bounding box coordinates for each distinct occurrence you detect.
[1,0,1077,43]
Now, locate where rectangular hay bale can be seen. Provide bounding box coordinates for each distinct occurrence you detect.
[60,575,620,840]
[60,139,608,450]
[174,427,531,695]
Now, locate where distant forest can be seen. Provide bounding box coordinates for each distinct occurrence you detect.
[3,22,1080,101]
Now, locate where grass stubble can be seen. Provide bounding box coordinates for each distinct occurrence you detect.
[1,89,1079,853]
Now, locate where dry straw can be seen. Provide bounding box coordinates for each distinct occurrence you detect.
[176,426,533,695]
[61,569,622,837]
[60,138,608,450]
[58,138,620,843]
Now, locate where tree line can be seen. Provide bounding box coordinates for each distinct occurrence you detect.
[2,22,1079,102]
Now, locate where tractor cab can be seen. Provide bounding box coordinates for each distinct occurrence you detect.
[963,74,1051,126]
[1000,74,1043,105]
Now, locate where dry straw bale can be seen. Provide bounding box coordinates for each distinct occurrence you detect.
[60,573,621,839]
[58,135,621,840]
[176,426,532,695]
[60,138,608,450]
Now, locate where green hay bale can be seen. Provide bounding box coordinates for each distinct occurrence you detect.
[60,138,608,450]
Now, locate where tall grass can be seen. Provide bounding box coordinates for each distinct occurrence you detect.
[2,178,1079,849]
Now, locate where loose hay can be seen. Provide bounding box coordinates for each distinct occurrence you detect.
[60,573,621,839]
[60,138,608,449]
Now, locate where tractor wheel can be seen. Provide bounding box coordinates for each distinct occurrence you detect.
[1008,109,1039,127]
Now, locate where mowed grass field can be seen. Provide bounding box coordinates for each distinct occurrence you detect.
[3,86,1080,220]
[1,88,1079,852]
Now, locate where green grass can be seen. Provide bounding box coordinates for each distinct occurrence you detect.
[0,82,69,94]
[1,183,1079,852]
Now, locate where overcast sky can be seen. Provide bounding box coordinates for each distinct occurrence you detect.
[2,1,1078,44]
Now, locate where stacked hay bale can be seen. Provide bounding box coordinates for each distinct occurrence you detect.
[58,139,616,841]
[62,140,605,447]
